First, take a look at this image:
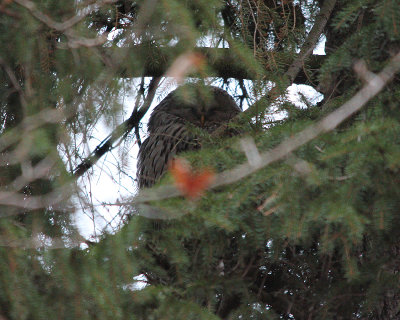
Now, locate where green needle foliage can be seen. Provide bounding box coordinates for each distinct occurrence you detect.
[1,0,400,319]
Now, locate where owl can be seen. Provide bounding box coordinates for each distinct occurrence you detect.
[137,84,241,188]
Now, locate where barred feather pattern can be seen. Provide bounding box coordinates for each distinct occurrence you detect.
[137,85,240,188]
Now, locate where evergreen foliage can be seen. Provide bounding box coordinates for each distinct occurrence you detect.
[1,0,400,318]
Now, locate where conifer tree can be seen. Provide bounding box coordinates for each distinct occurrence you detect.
[1,0,400,319]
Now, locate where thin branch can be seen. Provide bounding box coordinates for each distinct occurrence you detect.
[242,0,336,119]
[285,0,337,84]
[21,0,168,182]
[73,77,161,177]
[62,33,109,49]
[0,183,74,213]
[0,108,65,154]
[14,0,116,49]
[133,78,146,147]
[0,234,86,248]
[71,0,165,177]
[131,50,400,204]
[10,156,56,191]
[0,57,27,109]
[13,0,116,32]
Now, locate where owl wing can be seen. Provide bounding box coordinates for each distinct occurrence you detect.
[137,121,195,188]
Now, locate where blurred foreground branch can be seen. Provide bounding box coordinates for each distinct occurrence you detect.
[0,183,74,215]
[0,233,85,249]
[14,0,116,31]
[14,0,115,48]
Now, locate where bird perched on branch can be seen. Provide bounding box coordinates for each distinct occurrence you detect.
[137,84,241,188]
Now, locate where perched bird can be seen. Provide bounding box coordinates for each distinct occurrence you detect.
[137,84,241,188]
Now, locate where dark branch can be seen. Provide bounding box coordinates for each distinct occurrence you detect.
[285,0,337,84]
[102,46,325,83]
[242,0,337,119]
[73,77,160,178]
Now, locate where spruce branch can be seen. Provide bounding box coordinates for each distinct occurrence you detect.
[132,50,400,204]
[284,0,337,84]
[14,0,117,32]
[242,0,337,119]
[14,0,116,48]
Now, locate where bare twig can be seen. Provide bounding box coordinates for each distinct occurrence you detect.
[242,0,337,118]
[133,78,146,147]
[0,108,65,153]
[10,156,56,191]
[62,33,109,49]
[73,77,161,177]
[14,0,116,49]
[69,0,167,177]
[0,183,74,213]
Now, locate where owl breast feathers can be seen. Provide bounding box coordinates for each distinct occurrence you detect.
[137,85,241,188]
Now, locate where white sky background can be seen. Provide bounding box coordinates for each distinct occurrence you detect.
[74,34,326,240]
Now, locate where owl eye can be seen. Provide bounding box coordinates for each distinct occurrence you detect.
[207,106,218,113]
[188,106,201,116]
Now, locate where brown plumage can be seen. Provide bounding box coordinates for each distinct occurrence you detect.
[137,84,240,188]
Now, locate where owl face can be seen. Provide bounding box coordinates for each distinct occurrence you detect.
[160,85,241,130]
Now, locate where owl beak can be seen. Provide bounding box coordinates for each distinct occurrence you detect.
[200,114,205,127]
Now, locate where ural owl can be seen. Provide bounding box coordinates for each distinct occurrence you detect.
[137,84,241,188]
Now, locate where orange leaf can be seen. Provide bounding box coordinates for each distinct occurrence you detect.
[169,159,215,200]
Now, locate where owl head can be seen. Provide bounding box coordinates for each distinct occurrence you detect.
[147,84,241,133]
